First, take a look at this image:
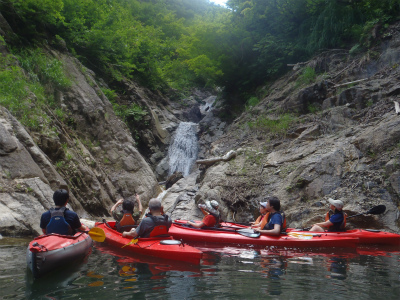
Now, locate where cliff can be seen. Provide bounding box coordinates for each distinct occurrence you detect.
[1,14,400,236]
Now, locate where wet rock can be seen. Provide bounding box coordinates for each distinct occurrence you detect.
[165,172,184,189]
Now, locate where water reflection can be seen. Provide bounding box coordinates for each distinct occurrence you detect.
[328,257,348,280]
[1,236,400,300]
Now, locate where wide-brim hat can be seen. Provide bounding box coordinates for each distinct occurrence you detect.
[328,198,344,209]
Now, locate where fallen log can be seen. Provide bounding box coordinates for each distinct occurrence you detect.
[394,101,400,115]
[196,150,237,166]
[334,78,368,88]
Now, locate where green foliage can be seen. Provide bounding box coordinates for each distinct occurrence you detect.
[307,103,320,114]
[296,67,316,88]
[245,96,260,110]
[2,0,400,103]
[16,49,71,90]
[101,88,118,102]
[0,55,49,129]
[111,102,148,123]
[247,113,296,135]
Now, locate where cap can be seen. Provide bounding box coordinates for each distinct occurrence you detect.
[260,202,268,208]
[328,198,344,209]
[198,200,220,215]
[210,200,219,209]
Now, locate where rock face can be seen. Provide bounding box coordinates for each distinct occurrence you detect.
[0,41,161,235]
[2,14,400,236]
[165,23,400,233]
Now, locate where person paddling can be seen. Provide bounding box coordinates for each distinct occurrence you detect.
[122,198,171,238]
[187,200,221,228]
[40,189,88,235]
[250,201,269,229]
[310,198,346,232]
[110,194,143,232]
[253,196,285,236]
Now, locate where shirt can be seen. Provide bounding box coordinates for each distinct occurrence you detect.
[264,212,283,230]
[40,208,82,231]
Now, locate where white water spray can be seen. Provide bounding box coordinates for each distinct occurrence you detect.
[168,122,198,177]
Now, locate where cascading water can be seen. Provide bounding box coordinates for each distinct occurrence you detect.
[168,122,198,177]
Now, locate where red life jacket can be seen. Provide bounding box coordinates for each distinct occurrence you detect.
[147,214,171,237]
[116,210,136,233]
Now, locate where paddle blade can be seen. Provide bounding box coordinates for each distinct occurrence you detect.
[367,205,386,215]
[88,228,106,242]
[237,228,260,238]
[122,239,138,248]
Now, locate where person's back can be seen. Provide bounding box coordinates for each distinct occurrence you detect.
[122,198,171,239]
[40,189,87,235]
[111,195,143,232]
[136,214,172,238]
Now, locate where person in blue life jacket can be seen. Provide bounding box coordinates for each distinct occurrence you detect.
[40,189,88,235]
[253,196,285,236]
[310,198,346,232]
[122,198,172,238]
[110,194,143,232]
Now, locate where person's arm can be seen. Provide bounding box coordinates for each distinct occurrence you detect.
[122,228,138,238]
[313,220,332,228]
[136,194,143,214]
[78,224,88,232]
[110,199,124,213]
[254,223,281,236]
[187,221,205,228]
[40,213,48,234]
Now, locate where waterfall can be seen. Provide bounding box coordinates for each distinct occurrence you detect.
[168,122,198,177]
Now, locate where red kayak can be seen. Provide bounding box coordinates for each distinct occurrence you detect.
[27,232,92,278]
[216,221,400,246]
[286,228,400,245]
[95,221,203,265]
[170,220,358,248]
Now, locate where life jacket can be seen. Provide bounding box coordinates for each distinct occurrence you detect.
[325,210,347,232]
[116,210,136,233]
[201,210,221,228]
[264,211,286,233]
[146,214,171,237]
[46,207,73,235]
[258,213,270,230]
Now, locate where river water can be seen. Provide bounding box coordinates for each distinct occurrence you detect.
[1,237,400,300]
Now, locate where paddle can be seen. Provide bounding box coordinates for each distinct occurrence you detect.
[174,222,260,238]
[86,227,106,242]
[347,205,386,219]
[301,205,387,231]
[121,238,139,248]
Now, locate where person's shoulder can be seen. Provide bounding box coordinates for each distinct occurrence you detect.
[41,210,51,217]
[64,209,79,218]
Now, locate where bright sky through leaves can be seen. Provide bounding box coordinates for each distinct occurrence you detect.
[211,0,227,7]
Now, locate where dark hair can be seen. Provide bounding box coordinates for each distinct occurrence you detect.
[53,189,69,206]
[266,196,280,211]
[122,199,134,212]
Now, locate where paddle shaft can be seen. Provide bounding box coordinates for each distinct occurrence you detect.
[302,204,386,230]
[174,222,260,238]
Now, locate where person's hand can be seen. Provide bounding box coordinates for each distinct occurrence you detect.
[135,194,140,202]
[117,199,124,205]
[253,228,261,233]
